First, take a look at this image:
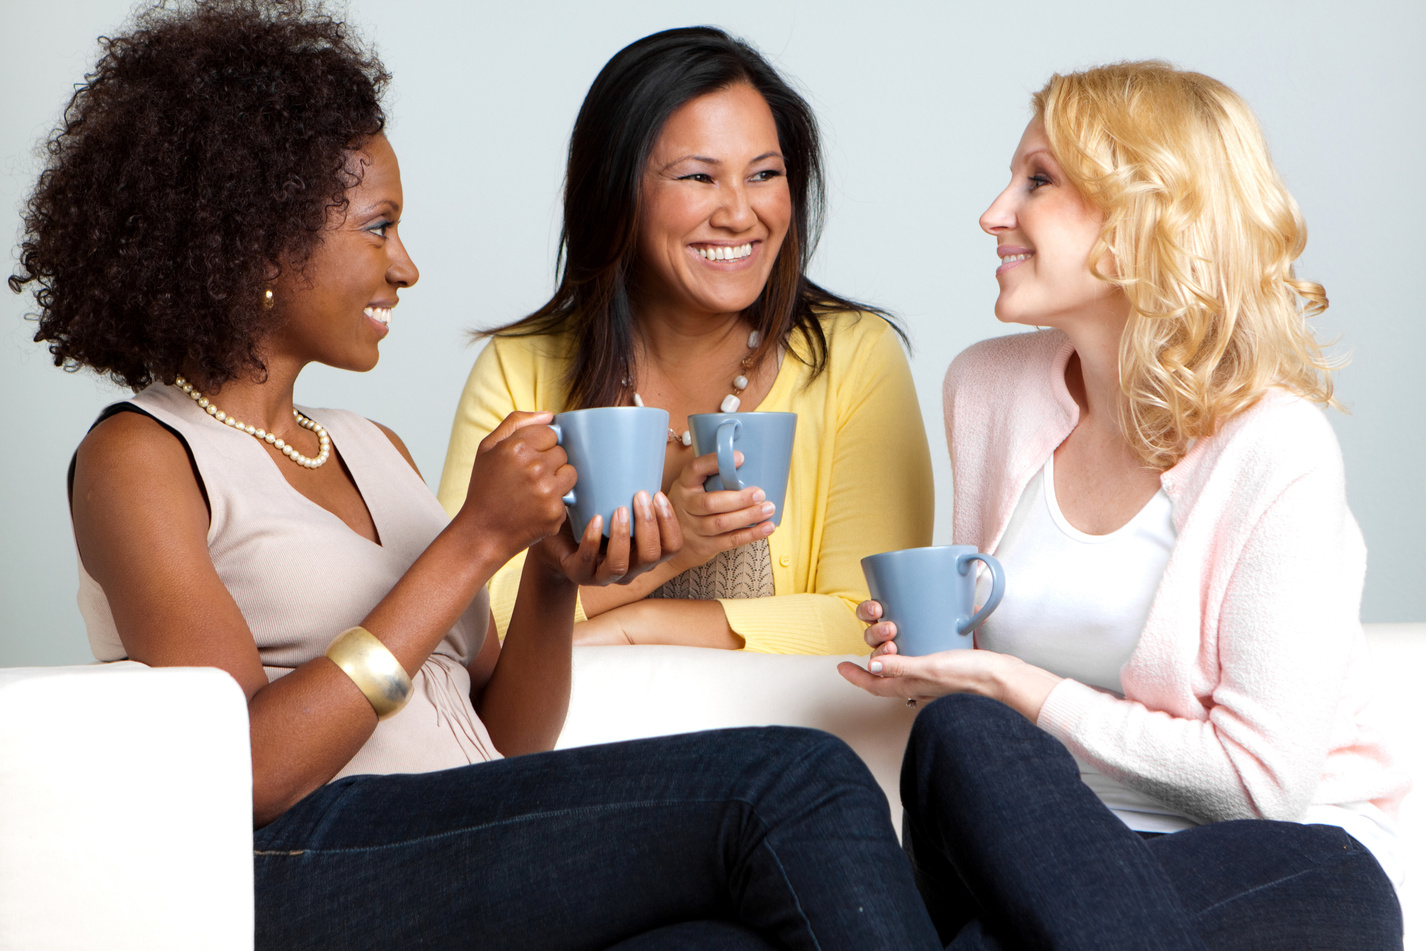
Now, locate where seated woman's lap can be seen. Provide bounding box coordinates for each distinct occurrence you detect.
[253,726,932,951]
[903,695,1402,951]
[1144,819,1400,951]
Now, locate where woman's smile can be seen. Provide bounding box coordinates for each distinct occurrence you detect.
[692,241,756,264]
[995,246,1034,276]
[979,120,1119,331]
[364,304,394,339]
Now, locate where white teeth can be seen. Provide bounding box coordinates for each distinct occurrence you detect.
[1000,253,1032,263]
[363,306,392,326]
[696,243,753,262]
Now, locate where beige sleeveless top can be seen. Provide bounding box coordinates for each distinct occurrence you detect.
[79,383,501,778]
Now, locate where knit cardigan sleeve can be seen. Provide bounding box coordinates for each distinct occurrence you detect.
[1038,399,1368,821]
[945,333,1404,824]
[1037,397,1379,823]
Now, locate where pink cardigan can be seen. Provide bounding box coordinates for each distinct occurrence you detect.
[944,330,1409,824]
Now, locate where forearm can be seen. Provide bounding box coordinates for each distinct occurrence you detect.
[476,554,580,754]
[722,592,868,654]
[576,598,742,649]
[358,518,506,672]
[577,558,684,616]
[986,655,1063,721]
[248,519,509,823]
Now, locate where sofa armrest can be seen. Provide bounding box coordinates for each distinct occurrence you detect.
[0,662,254,951]
[561,646,917,830]
[1364,624,1425,949]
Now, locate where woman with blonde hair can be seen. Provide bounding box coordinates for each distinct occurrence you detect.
[842,62,1407,948]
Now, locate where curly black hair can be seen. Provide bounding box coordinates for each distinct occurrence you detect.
[9,0,390,391]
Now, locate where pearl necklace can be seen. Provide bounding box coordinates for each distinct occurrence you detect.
[632,329,761,446]
[174,376,331,469]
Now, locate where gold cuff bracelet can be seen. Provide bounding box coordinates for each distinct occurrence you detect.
[325,626,413,720]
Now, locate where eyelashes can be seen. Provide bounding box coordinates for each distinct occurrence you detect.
[674,167,785,185]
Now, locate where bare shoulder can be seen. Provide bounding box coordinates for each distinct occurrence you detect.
[71,408,210,568]
[73,409,203,506]
[72,407,265,684]
[368,420,422,477]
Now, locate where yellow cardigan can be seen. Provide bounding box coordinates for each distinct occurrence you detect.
[436,312,934,654]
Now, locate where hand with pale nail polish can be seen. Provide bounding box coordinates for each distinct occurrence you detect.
[662,449,778,575]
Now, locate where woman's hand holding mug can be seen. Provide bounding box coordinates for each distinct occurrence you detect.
[665,449,777,571]
[471,410,682,589]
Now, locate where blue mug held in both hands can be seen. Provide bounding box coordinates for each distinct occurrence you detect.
[549,406,667,537]
[860,545,1006,656]
[687,411,796,528]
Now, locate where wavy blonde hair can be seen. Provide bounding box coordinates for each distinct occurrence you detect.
[1033,61,1338,469]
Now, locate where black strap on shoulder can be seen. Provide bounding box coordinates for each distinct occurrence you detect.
[67,402,205,511]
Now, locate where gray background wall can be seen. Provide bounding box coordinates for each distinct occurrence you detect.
[3,0,1423,665]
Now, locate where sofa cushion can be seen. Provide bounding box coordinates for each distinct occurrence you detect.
[0,663,253,951]
[561,646,918,829]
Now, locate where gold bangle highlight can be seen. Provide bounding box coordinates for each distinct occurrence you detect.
[324,626,413,720]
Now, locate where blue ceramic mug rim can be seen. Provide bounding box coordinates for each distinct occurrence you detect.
[861,543,986,572]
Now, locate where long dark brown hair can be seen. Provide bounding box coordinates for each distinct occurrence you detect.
[489,26,899,410]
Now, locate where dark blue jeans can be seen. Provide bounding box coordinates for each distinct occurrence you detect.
[901,695,1403,950]
[253,726,941,951]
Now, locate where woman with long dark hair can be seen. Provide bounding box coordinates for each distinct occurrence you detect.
[438,27,933,653]
[12,2,945,948]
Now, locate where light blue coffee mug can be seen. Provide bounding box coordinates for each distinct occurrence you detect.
[688,412,796,527]
[549,406,667,537]
[860,545,1006,656]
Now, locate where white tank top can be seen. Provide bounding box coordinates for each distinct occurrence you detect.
[978,454,1405,866]
[978,454,1191,832]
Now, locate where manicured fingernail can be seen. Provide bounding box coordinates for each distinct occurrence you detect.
[761,521,775,535]
[869,661,883,673]
[760,502,774,516]
[656,493,673,516]
[615,507,629,523]
[752,489,766,503]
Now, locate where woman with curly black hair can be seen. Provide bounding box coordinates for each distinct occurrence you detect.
[11,2,942,949]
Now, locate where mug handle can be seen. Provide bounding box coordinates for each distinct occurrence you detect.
[954,552,1004,635]
[715,418,743,491]
[548,422,576,506]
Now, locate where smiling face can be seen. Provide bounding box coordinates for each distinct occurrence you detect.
[634,83,792,324]
[267,133,417,372]
[979,120,1123,331]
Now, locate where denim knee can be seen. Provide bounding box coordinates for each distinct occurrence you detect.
[910,693,1060,756]
[743,726,879,792]
[904,694,1081,794]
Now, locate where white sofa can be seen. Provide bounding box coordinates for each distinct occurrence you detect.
[2,626,1420,950]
